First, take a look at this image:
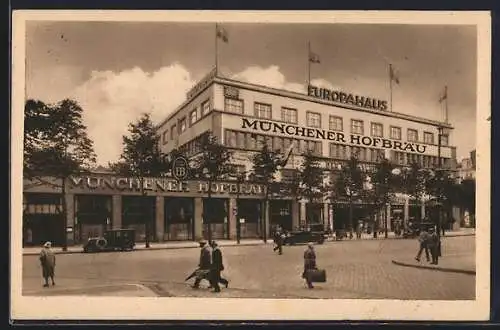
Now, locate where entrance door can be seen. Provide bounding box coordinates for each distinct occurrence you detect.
[202,198,229,240]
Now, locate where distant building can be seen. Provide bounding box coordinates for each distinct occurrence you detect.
[456,149,476,183]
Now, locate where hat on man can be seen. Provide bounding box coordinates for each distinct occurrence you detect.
[43,241,52,248]
[199,240,207,246]
[307,242,314,248]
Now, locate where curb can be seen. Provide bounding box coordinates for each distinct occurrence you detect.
[391,260,476,276]
[22,241,272,256]
[22,232,474,256]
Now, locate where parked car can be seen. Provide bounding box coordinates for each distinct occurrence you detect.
[283,224,327,245]
[83,229,136,253]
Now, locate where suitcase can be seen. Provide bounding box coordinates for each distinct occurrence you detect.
[306,269,326,283]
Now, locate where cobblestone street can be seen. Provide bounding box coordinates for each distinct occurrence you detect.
[22,235,475,300]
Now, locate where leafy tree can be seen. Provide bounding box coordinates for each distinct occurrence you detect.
[459,178,475,215]
[298,150,325,225]
[425,169,460,231]
[110,113,164,248]
[23,99,97,250]
[192,132,234,242]
[370,158,396,238]
[397,162,430,222]
[334,156,364,236]
[249,141,282,243]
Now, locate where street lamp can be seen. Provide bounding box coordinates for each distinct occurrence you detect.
[436,125,451,256]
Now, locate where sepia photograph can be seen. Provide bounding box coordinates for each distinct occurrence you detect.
[11,10,491,321]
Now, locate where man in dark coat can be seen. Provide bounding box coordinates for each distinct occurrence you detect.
[39,241,56,287]
[209,240,228,293]
[428,227,440,265]
[302,242,317,289]
[192,240,212,289]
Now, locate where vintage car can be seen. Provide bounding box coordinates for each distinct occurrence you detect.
[83,229,136,253]
[402,222,436,238]
[283,224,327,245]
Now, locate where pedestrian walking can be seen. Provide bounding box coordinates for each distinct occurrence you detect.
[273,226,284,255]
[209,240,228,293]
[415,227,430,262]
[190,240,212,289]
[39,241,56,287]
[428,227,440,265]
[302,242,317,289]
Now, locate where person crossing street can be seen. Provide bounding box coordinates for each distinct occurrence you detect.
[191,240,212,289]
[428,227,440,265]
[209,240,228,293]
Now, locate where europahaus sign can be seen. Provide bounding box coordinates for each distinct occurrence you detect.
[69,176,265,195]
[241,118,428,154]
[307,85,388,111]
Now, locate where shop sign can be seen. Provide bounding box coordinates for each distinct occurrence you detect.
[241,118,428,154]
[68,176,265,196]
[308,85,388,111]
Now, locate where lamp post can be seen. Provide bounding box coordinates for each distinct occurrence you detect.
[436,125,450,256]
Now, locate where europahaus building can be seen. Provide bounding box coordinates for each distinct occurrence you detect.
[22,68,459,246]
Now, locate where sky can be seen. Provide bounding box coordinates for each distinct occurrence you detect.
[25,21,477,166]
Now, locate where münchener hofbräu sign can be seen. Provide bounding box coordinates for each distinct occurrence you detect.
[241,118,428,154]
[68,176,265,196]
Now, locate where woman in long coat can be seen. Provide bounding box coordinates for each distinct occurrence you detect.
[39,241,56,287]
[302,242,317,289]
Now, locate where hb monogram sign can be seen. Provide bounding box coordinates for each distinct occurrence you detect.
[172,156,189,181]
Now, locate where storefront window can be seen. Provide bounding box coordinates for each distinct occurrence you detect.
[165,198,193,241]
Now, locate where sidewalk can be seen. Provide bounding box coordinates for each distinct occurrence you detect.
[22,228,475,256]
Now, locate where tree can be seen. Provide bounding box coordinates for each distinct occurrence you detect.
[334,156,364,236]
[370,158,396,238]
[24,99,97,250]
[400,162,430,221]
[192,132,234,242]
[297,150,325,225]
[249,141,282,243]
[110,113,164,248]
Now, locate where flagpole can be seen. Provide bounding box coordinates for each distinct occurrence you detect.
[389,63,393,112]
[444,85,448,123]
[215,23,218,75]
[307,41,311,88]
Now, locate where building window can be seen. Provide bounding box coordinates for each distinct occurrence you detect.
[329,116,343,131]
[179,117,187,133]
[307,112,322,128]
[224,98,244,114]
[225,130,237,147]
[170,124,176,140]
[201,100,210,116]
[190,109,198,125]
[281,107,297,124]
[255,102,272,119]
[407,129,418,142]
[390,126,401,140]
[440,134,449,146]
[424,132,434,144]
[162,130,168,145]
[351,119,364,135]
[371,122,383,137]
